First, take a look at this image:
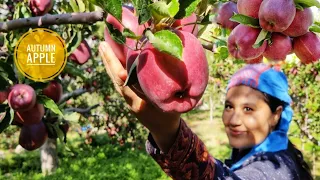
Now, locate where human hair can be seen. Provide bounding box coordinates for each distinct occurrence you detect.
[263,93,313,180]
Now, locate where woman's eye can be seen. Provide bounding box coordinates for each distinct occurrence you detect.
[244,107,253,111]
[225,105,232,109]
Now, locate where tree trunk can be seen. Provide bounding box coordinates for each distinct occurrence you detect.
[40,138,58,175]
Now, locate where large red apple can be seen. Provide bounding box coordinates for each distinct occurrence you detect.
[42,81,63,103]
[216,2,239,30]
[293,32,320,64]
[0,91,8,104]
[263,33,292,61]
[282,8,313,37]
[8,84,36,112]
[14,103,45,125]
[19,121,48,151]
[28,0,53,16]
[228,24,267,60]
[237,0,263,19]
[69,40,92,65]
[259,0,296,32]
[135,30,209,113]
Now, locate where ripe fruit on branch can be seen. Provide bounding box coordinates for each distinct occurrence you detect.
[237,0,263,19]
[19,121,48,151]
[282,8,313,37]
[227,24,267,60]
[105,7,146,67]
[28,0,53,16]
[172,13,198,36]
[244,55,263,64]
[42,80,63,103]
[263,33,292,61]
[216,2,239,30]
[293,32,320,64]
[69,40,92,65]
[258,0,296,32]
[0,91,8,104]
[14,103,45,125]
[135,30,209,113]
[8,84,36,112]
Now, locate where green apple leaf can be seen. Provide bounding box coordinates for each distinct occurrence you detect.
[38,95,64,117]
[175,0,201,19]
[0,60,17,83]
[145,30,183,60]
[66,30,82,56]
[70,0,79,12]
[253,29,269,48]
[294,0,320,8]
[106,22,126,44]
[0,74,9,91]
[200,13,211,25]
[230,13,260,28]
[132,0,152,24]
[124,54,139,86]
[76,0,86,12]
[89,0,122,20]
[0,108,14,133]
[63,112,81,123]
[123,28,140,39]
[309,24,320,33]
[149,0,179,19]
[63,62,87,81]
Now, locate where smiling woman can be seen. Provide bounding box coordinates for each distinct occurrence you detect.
[99,42,313,180]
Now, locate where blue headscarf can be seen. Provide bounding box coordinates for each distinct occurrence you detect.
[226,63,293,171]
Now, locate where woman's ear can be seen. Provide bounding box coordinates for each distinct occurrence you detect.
[271,106,283,127]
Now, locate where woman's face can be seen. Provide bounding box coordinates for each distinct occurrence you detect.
[222,85,282,150]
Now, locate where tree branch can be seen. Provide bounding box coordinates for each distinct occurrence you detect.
[293,119,320,146]
[0,11,105,32]
[64,104,99,114]
[59,88,92,104]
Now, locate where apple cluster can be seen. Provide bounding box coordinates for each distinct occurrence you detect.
[216,0,320,64]
[104,6,209,113]
[0,81,63,151]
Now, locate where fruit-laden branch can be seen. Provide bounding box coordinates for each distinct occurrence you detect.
[293,119,320,146]
[59,88,93,104]
[64,104,99,113]
[0,11,105,32]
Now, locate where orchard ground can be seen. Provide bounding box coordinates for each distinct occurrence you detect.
[0,108,319,180]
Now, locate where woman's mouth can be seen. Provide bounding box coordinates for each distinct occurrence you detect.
[229,129,246,136]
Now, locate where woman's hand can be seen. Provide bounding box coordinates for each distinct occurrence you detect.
[99,42,181,152]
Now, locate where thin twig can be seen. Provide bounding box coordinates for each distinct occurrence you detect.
[64,104,99,114]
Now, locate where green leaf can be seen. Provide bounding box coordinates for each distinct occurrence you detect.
[294,0,320,8]
[89,0,122,20]
[0,61,17,83]
[132,0,152,24]
[200,13,211,25]
[174,0,201,19]
[0,108,14,133]
[124,54,139,86]
[0,74,9,90]
[0,104,7,113]
[309,24,320,33]
[295,3,305,10]
[145,30,183,60]
[106,23,126,44]
[62,62,87,80]
[123,28,139,39]
[253,29,269,48]
[70,0,80,12]
[63,112,81,123]
[76,0,86,12]
[149,0,179,19]
[67,30,82,56]
[38,95,63,117]
[230,13,260,28]
[29,82,49,90]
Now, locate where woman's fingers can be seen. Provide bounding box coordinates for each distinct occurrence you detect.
[99,42,126,94]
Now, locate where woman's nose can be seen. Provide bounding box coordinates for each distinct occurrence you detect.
[228,110,242,126]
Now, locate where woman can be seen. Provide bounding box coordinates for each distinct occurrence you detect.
[98,42,312,180]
